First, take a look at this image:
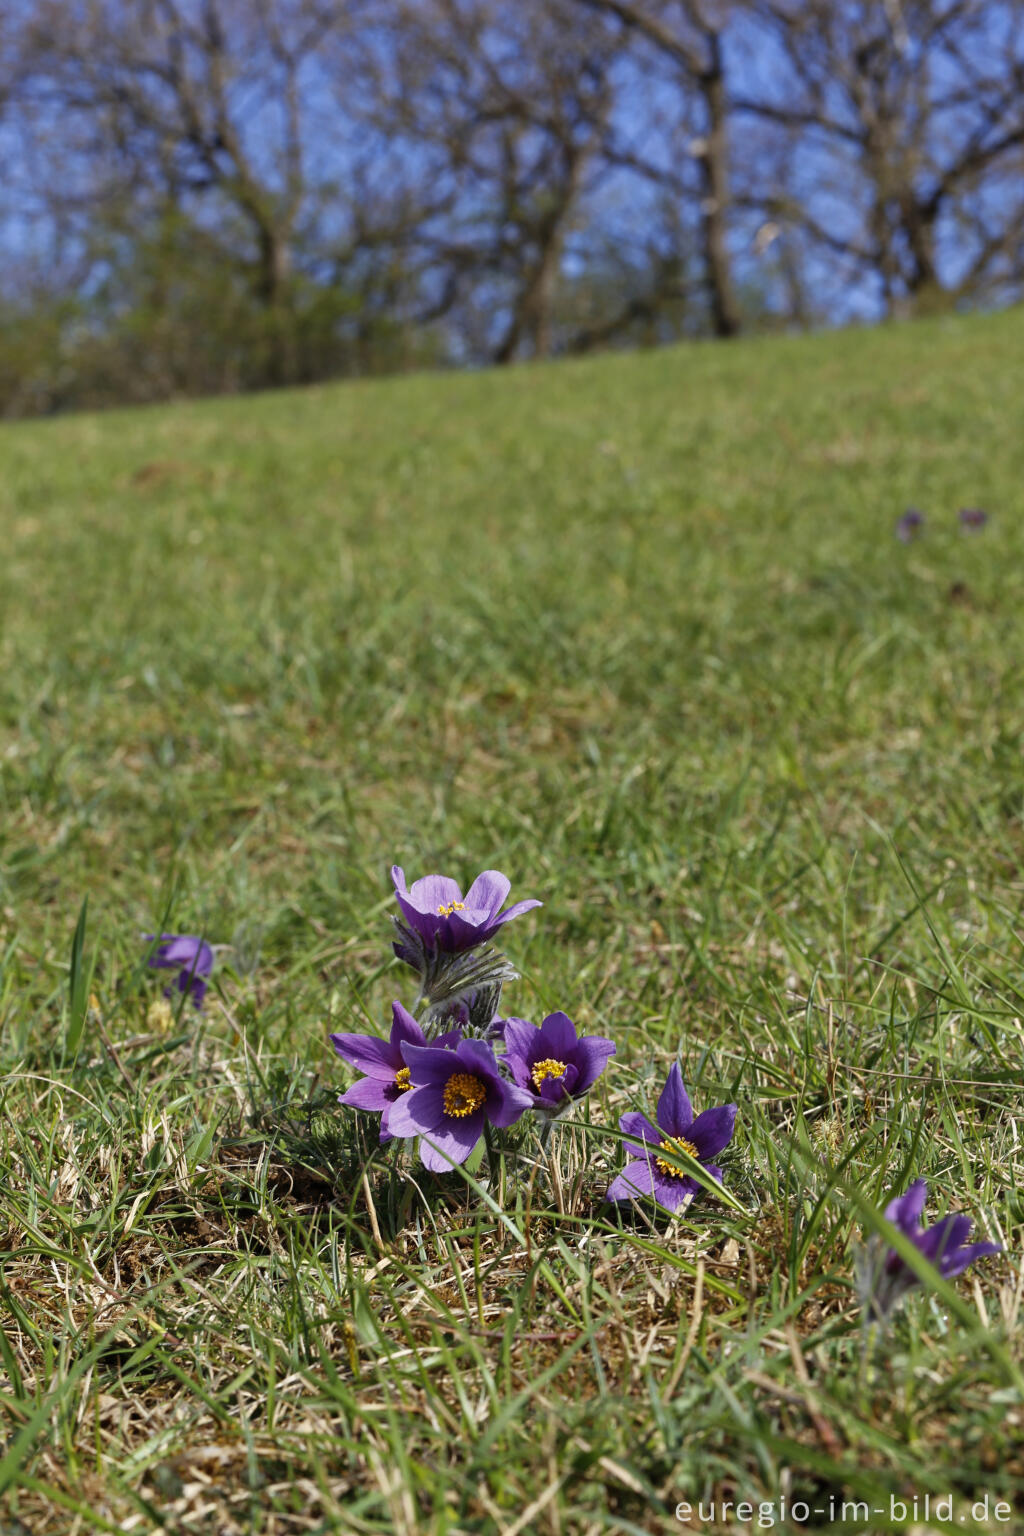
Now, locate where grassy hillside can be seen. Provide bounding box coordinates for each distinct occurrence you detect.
[2,309,1024,1532]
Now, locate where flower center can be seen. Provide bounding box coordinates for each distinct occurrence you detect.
[443,1071,486,1118]
[654,1136,699,1178]
[437,899,466,916]
[394,1066,412,1092]
[531,1057,568,1090]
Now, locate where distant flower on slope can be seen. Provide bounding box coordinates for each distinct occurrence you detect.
[501,1011,615,1117]
[145,934,214,1009]
[606,1063,737,1213]
[391,866,541,953]
[387,1036,533,1170]
[958,506,988,531]
[331,1001,461,1142]
[896,507,925,543]
[862,1179,1001,1319]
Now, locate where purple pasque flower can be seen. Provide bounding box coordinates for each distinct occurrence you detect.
[606,1063,737,1213]
[391,865,541,953]
[386,1036,534,1171]
[866,1179,1001,1317]
[145,934,214,1009]
[330,1000,461,1142]
[500,1011,615,1116]
[896,507,925,543]
[958,506,988,531]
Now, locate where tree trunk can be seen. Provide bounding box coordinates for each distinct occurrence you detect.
[255,225,295,385]
[699,34,741,338]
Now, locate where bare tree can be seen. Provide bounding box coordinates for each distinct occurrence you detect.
[349,0,623,363]
[568,0,743,336]
[733,0,1024,317]
[18,0,360,379]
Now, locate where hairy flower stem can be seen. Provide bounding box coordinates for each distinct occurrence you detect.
[538,1121,565,1214]
[549,1146,565,1215]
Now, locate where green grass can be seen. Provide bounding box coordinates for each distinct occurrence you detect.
[2,308,1024,1533]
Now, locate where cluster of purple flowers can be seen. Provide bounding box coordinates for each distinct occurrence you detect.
[330,865,623,1174]
[142,867,1002,1315]
[327,862,739,1212]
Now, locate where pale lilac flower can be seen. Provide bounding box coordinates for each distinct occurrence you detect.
[391,866,541,953]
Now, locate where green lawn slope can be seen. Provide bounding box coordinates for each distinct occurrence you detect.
[1,310,1023,1531]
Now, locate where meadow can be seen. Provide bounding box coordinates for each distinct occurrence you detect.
[1,307,1024,1533]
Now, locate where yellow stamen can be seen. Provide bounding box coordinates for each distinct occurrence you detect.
[394,1067,412,1092]
[655,1135,699,1179]
[443,1071,486,1118]
[531,1058,568,1089]
[437,900,466,916]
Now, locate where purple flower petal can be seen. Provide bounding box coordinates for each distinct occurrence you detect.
[536,1011,578,1061]
[656,1065,693,1137]
[916,1214,974,1266]
[339,1077,392,1112]
[499,1018,537,1087]
[570,1035,616,1094]
[689,1104,737,1160]
[941,1240,1002,1278]
[443,909,501,948]
[330,1031,400,1079]
[146,934,213,971]
[452,1036,500,1074]
[388,1001,426,1048]
[400,1041,471,1087]
[178,973,208,1007]
[484,1076,535,1128]
[462,869,511,916]
[885,1179,928,1232]
[401,870,464,913]
[652,1172,700,1211]
[537,1063,579,1102]
[419,1114,484,1171]
[607,1157,656,1202]
[501,1017,536,1053]
[386,1082,446,1139]
[619,1111,661,1147]
[489,898,543,927]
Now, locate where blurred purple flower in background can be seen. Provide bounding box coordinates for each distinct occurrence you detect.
[331,1000,461,1141]
[896,507,925,543]
[501,1011,615,1116]
[606,1063,737,1213]
[145,934,214,1009]
[864,1179,1001,1318]
[958,506,988,531]
[391,865,541,953]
